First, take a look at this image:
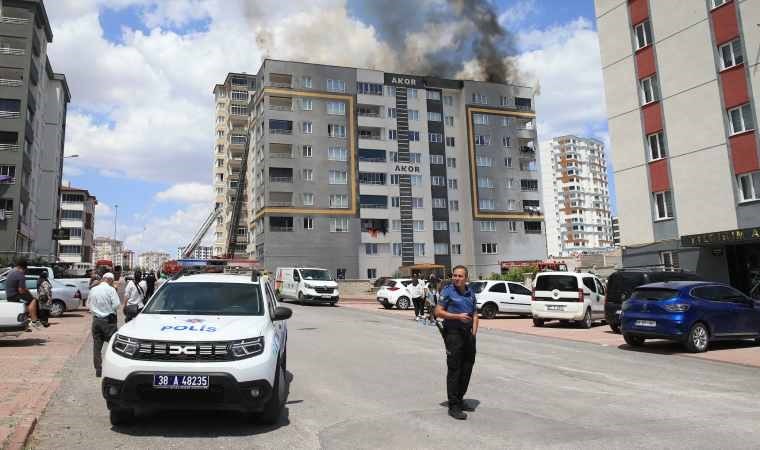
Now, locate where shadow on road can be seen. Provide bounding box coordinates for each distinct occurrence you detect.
[439,399,481,410]
[619,339,760,355]
[60,313,85,318]
[0,337,47,347]
[111,370,296,437]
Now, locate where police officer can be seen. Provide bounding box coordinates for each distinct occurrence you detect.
[435,265,478,420]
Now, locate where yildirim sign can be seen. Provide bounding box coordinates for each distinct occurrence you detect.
[681,227,760,247]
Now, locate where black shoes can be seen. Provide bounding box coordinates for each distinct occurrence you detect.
[95,369,102,378]
[448,408,467,420]
[461,403,475,412]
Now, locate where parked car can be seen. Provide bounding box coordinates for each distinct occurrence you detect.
[274,267,339,305]
[621,281,760,353]
[606,269,701,333]
[376,278,427,310]
[470,280,532,319]
[372,276,392,289]
[0,276,81,317]
[0,300,28,337]
[531,271,606,328]
[1,266,55,280]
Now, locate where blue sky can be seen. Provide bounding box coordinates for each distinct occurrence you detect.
[49,0,612,255]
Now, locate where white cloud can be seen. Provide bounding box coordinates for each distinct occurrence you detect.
[123,203,212,253]
[155,182,214,204]
[498,0,537,28]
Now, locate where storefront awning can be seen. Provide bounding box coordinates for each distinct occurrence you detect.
[681,227,760,247]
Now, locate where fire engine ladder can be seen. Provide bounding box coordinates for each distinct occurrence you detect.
[224,143,250,257]
[181,206,222,258]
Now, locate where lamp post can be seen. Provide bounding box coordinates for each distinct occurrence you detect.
[113,204,118,241]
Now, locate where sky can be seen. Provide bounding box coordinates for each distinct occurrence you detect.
[45,0,612,256]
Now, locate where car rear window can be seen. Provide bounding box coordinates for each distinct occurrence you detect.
[469,281,486,293]
[384,280,396,287]
[535,275,578,291]
[630,288,679,301]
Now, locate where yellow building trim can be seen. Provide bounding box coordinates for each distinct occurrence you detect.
[254,207,355,221]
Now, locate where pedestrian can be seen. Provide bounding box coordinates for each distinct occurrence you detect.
[89,272,121,378]
[145,270,156,299]
[36,271,53,328]
[123,271,146,323]
[5,259,42,328]
[425,278,440,325]
[435,265,479,420]
[408,273,425,321]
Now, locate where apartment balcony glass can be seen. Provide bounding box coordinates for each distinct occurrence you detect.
[269,96,292,111]
[0,131,19,152]
[269,119,293,135]
[360,195,387,209]
[0,37,25,56]
[269,167,293,184]
[359,172,386,185]
[268,73,292,88]
[358,126,383,140]
[519,139,535,154]
[0,67,22,87]
[269,216,294,232]
[0,99,21,119]
[358,104,382,118]
[358,148,386,163]
[515,97,532,111]
[269,143,293,159]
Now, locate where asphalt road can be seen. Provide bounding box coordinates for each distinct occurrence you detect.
[30,302,760,449]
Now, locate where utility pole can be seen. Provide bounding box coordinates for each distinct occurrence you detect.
[113,204,118,240]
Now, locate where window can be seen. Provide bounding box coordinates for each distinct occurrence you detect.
[634,20,652,50]
[432,176,445,186]
[390,197,400,208]
[428,111,442,121]
[473,113,489,125]
[445,116,454,126]
[303,145,312,158]
[507,221,518,232]
[489,282,507,293]
[409,110,420,121]
[477,155,493,167]
[719,39,744,70]
[444,95,453,106]
[390,174,400,185]
[64,227,83,237]
[301,98,313,111]
[426,90,441,100]
[408,88,417,98]
[330,217,349,232]
[738,172,760,202]
[302,121,313,134]
[503,136,511,148]
[448,179,458,190]
[412,197,424,208]
[481,243,498,254]
[640,75,660,104]
[60,209,82,220]
[661,251,675,269]
[365,244,378,255]
[654,191,674,220]
[386,86,396,97]
[388,129,398,140]
[393,243,402,256]
[410,175,422,185]
[387,107,397,118]
[475,135,491,146]
[328,146,348,161]
[447,157,456,168]
[524,222,542,234]
[507,199,517,210]
[329,194,348,209]
[711,0,727,9]
[506,178,514,189]
[472,93,488,104]
[414,243,425,256]
[329,170,347,184]
[648,132,667,160]
[520,179,538,192]
[367,268,377,279]
[431,154,444,164]
[391,220,401,231]
[499,96,510,107]
[446,137,456,147]
[478,177,494,188]
[433,198,447,208]
[302,193,314,206]
[409,131,420,141]
[326,101,346,115]
[429,132,442,143]
[357,82,383,95]
[303,217,314,230]
[328,124,347,138]
[479,199,496,210]
[434,243,449,255]
[728,104,755,135]
[479,221,496,232]
[413,220,424,231]
[451,222,461,232]
[302,168,313,181]
[451,244,462,255]
[231,91,248,101]
[327,79,346,92]
[433,221,448,231]
[302,76,312,88]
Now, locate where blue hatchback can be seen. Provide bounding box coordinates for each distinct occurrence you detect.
[621,281,760,353]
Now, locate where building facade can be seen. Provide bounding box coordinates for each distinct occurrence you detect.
[93,236,123,267]
[542,135,613,257]
[0,0,69,260]
[215,60,547,279]
[176,245,212,259]
[58,185,95,263]
[611,216,621,246]
[138,251,170,272]
[122,249,134,270]
[596,0,760,293]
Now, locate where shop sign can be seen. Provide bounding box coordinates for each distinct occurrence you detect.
[392,164,421,174]
[681,227,760,247]
[384,73,423,87]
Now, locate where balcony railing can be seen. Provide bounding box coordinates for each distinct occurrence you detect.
[0,111,21,119]
[269,176,293,183]
[270,225,294,232]
[359,134,382,140]
[269,201,293,207]
[358,157,386,163]
[269,128,292,135]
[0,144,20,151]
[0,17,31,24]
[360,203,387,209]
[268,105,292,111]
[270,153,293,159]
[0,79,22,87]
[0,47,25,56]
[358,112,381,118]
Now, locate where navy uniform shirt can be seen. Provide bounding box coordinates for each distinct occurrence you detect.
[439,283,476,328]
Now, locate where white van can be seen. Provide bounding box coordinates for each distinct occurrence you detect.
[274,267,339,305]
[530,271,606,328]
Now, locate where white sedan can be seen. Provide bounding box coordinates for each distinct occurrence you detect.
[470,280,533,319]
[0,301,28,337]
[376,279,427,310]
[0,276,81,317]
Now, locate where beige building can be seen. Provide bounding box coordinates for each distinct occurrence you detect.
[596,0,760,292]
[58,186,96,263]
[138,251,170,272]
[93,236,123,267]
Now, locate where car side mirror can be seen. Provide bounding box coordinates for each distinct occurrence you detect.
[274,306,292,321]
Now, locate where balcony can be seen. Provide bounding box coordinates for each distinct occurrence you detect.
[269,167,293,184]
[515,97,532,111]
[359,194,387,209]
[269,119,293,135]
[358,148,386,163]
[269,216,294,232]
[268,73,292,88]
[358,126,383,141]
[0,47,24,56]
[0,16,31,25]
[269,96,292,111]
[269,143,293,159]
[358,104,382,118]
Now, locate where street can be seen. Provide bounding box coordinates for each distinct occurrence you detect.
[29,302,760,450]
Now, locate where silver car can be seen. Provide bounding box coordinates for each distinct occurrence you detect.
[0,276,81,317]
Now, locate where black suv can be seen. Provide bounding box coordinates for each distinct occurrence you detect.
[605,269,702,333]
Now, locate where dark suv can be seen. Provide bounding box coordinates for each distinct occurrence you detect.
[605,269,702,333]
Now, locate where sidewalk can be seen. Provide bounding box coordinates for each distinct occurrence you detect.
[0,310,91,450]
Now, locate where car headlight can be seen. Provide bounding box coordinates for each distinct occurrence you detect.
[304,283,314,289]
[230,337,264,359]
[664,303,690,312]
[112,334,139,357]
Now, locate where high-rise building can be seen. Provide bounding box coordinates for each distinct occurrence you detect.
[176,245,213,259]
[595,0,760,292]
[612,216,621,246]
[138,251,170,272]
[93,237,123,267]
[214,59,547,279]
[0,0,70,260]
[58,186,96,263]
[541,135,613,257]
[122,249,135,270]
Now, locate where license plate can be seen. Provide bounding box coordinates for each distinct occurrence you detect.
[321,294,332,298]
[153,374,210,390]
[635,320,656,328]
[547,305,565,311]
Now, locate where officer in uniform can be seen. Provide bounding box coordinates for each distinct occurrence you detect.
[435,265,478,420]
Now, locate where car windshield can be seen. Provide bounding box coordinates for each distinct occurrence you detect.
[299,269,331,281]
[630,288,679,301]
[469,282,486,293]
[535,275,578,291]
[142,282,263,316]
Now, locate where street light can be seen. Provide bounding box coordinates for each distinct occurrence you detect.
[114,204,118,241]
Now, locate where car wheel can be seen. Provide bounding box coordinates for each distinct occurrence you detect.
[579,308,592,329]
[49,300,65,318]
[258,361,286,425]
[532,318,544,327]
[396,296,410,310]
[623,334,645,347]
[297,292,304,305]
[685,322,709,353]
[481,303,498,320]
[109,408,134,426]
[610,323,621,334]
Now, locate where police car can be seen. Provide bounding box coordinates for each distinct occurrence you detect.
[101,269,291,425]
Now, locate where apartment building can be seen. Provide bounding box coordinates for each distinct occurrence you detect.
[122,249,134,270]
[612,216,621,246]
[0,0,70,259]
[138,251,170,272]
[542,135,614,257]
[176,245,213,259]
[57,185,96,263]
[93,236,123,267]
[212,73,257,258]
[216,60,547,279]
[596,0,760,292]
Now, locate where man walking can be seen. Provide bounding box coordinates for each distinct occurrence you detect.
[408,273,425,320]
[435,265,478,420]
[89,273,121,377]
[5,259,41,328]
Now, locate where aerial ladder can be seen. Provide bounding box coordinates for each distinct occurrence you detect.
[224,138,250,258]
[181,206,222,258]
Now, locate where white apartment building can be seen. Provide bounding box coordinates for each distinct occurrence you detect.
[138,251,170,272]
[93,236,123,267]
[176,245,213,259]
[542,135,614,257]
[57,186,96,263]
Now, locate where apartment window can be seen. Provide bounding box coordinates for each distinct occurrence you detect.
[473,113,489,125]
[365,244,378,255]
[329,170,347,185]
[216,130,224,138]
[409,153,422,163]
[478,177,494,188]
[479,221,496,232]
[472,93,488,104]
[302,168,313,181]
[448,179,458,190]
[648,132,667,160]
[391,220,401,231]
[476,155,493,167]
[328,124,347,138]
[481,243,498,254]
[654,191,674,220]
[302,121,313,134]
[738,171,760,202]
[409,110,420,121]
[302,76,312,88]
[433,198,447,208]
[359,172,386,185]
[386,86,396,97]
[388,129,398,140]
[391,197,400,208]
[413,220,424,232]
[428,111,442,121]
[506,178,514,189]
[59,245,82,255]
[507,221,518,233]
[393,243,402,256]
[503,136,511,148]
[661,251,676,269]
[520,179,539,192]
[446,157,457,168]
[446,137,455,147]
[475,135,491,146]
[711,0,727,9]
[410,175,422,185]
[432,176,446,186]
[303,217,314,230]
[231,91,248,101]
[433,221,448,231]
[327,79,346,92]
[426,90,441,101]
[301,98,313,111]
[634,20,652,50]
[444,95,453,106]
[507,199,517,210]
[451,222,461,232]
[388,107,397,118]
[524,222,542,234]
[640,75,660,105]
[409,131,420,141]
[216,116,224,123]
[499,96,510,107]
[303,145,312,158]
[434,243,449,255]
[479,199,496,210]
[719,39,744,70]
[449,200,460,211]
[445,116,454,126]
[302,193,314,206]
[357,82,383,95]
[390,174,400,185]
[328,146,348,161]
[414,243,425,256]
[412,197,424,208]
[60,209,82,220]
[451,244,462,255]
[330,217,349,232]
[408,88,417,98]
[367,268,377,279]
[728,104,755,135]
[326,101,346,115]
[429,132,442,143]
[430,154,444,165]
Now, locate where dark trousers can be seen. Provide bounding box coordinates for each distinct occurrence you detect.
[443,326,476,409]
[92,317,117,372]
[124,305,140,323]
[413,297,424,316]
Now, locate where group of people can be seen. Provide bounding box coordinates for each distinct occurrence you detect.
[5,259,54,329]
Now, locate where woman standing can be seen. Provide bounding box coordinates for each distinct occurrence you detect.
[36,272,53,328]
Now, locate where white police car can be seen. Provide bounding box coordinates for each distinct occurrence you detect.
[101,271,291,425]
